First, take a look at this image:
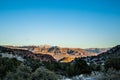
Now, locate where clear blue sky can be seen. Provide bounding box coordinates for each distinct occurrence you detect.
[0,0,120,48]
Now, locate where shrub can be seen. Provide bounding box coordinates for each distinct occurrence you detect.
[4,64,32,80]
[0,57,21,79]
[66,58,91,77]
[94,69,120,80]
[105,58,120,70]
[31,67,58,80]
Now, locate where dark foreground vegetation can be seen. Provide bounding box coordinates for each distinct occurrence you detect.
[0,45,120,80]
[0,56,92,80]
[0,55,120,80]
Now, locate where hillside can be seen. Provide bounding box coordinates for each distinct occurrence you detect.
[0,46,56,62]
[19,46,97,62]
[85,48,110,54]
[82,45,120,65]
[0,45,97,62]
[98,45,120,58]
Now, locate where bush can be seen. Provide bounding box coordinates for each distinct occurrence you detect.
[105,58,120,70]
[0,57,21,79]
[25,58,43,72]
[94,69,120,80]
[4,64,32,80]
[90,62,101,71]
[31,67,58,80]
[66,58,91,77]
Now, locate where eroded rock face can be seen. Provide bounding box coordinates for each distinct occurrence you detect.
[18,46,97,62]
[23,46,97,55]
[0,45,98,62]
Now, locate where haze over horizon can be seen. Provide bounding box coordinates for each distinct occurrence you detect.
[0,0,120,48]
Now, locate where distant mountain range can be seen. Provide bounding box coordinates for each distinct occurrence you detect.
[0,45,110,62]
[85,48,110,54]
[0,45,120,64]
[20,46,99,61]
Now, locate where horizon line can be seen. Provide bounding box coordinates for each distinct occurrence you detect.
[0,44,116,49]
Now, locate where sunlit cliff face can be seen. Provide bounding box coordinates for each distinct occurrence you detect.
[19,46,97,62]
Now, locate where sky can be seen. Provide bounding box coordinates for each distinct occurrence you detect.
[0,0,120,48]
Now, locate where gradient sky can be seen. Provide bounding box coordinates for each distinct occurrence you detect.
[0,0,120,48]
